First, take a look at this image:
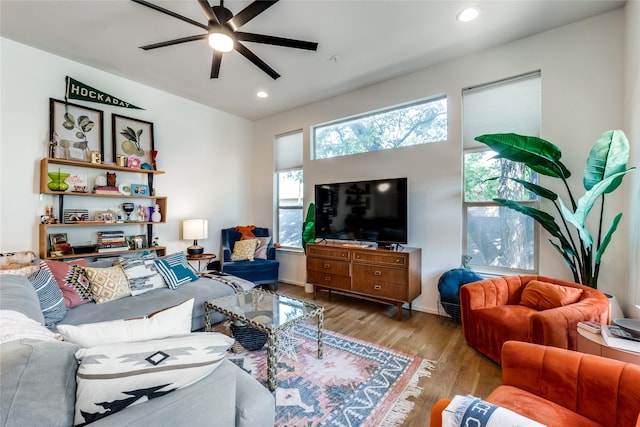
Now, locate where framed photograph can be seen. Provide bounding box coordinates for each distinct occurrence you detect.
[49,233,68,248]
[130,184,150,196]
[63,209,89,224]
[127,234,148,250]
[49,98,104,162]
[94,210,116,223]
[112,114,154,167]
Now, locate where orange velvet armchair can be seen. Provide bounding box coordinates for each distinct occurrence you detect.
[430,341,640,427]
[460,275,609,364]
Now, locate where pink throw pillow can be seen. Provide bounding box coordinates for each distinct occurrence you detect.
[40,260,93,308]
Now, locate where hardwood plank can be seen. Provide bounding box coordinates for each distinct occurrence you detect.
[277,283,503,426]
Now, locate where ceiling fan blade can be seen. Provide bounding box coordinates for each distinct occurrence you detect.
[211,51,222,78]
[197,0,220,25]
[131,0,208,30]
[235,42,280,80]
[236,32,318,51]
[140,34,207,50]
[227,0,278,31]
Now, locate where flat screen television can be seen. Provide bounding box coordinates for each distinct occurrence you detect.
[314,177,408,245]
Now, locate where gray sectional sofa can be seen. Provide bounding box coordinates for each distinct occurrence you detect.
[0,273,276,427]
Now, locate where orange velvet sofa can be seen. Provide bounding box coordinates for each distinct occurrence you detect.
[460,275,609,364]
[430,341,640,427]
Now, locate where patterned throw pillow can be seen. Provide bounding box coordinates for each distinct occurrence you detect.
[57,299,194,347]
[40,260,92,308]
[84,265,131,304]
[28,269,66,327]
[74,333,234,425]
[253,236,272,260]
[231,238,259,261]
[154,252,198,290]
[116,254,166,296]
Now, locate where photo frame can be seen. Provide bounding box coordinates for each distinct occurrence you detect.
[49,98,104,162]
[130,184,150,196]
[94,210,116,223]
[63,209,89,224]
[112,114,154,167]
[127,235,148,250]
[49,233,68,248]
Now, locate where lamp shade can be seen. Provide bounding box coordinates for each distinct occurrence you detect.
[183,219,208,240]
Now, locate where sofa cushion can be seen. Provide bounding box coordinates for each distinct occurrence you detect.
[252,236,271,260]
[84,265,132,304]
[442,394,545,427]
[0,310,61,343]
[116,254,166,296]
[519,280,583,311]
[40,260,93,308]
[0,275,45,324]
[231,238,259,261]
[0,339,79,427]
[74,332,234,425]
[28,268,66,327]
[154,252,198,289]
[57,299,194,347]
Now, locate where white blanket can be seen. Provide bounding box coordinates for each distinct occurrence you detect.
[442,395,546,427]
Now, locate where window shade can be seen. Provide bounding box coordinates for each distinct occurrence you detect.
[275,131,303,171]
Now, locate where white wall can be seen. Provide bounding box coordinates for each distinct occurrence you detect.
[0,38,254,258]
[253,9,631,314]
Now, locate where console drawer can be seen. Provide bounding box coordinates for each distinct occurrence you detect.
[352,279,406,300]
[307,257,350,276]
[307,245,350,260]
[352,264,406,285]
[307,271,351,290]
[352,251,407,266]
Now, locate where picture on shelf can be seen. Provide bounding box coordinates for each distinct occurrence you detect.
[49,98,104,162]
[63,209,89,224]
[130,184,150,196]
[49,233,68,247]
[112,114,154,166]
[127,234,148,250]
[94,210,116,223]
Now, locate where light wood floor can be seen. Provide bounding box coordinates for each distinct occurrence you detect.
[277,283,503,426]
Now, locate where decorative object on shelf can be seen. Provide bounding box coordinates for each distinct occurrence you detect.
[474,130,635,289]
[106,172,116,187]
[90,151,101,164]
[151,203,161,223]
[47,171,70,191]
[130,183,150,196]
[49,132,58,158]
[138,204,147,222]
[150,150,158,170]
[183,219,208,255]
[121,202,135,221]
[126,234,148,249]
[94,210,116,223]
[63,209,89,224]
[153,235,159,247]
[49,233,68,248]
[65,173,87,193]
[118,183,131,195]
[112,114,154,166]
[116,154,127,167]
[94,175,107,187]
[127,157,141,169]
[49,98,104,162]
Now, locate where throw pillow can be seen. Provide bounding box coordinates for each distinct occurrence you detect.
[252,236,272,260]
[28,268,66,327]
[0,310,62,343]
[442,395,545,427]
[57,299,194,347]
[115,254,166,296]
[84,265,132,304]
[0,265,40,277]
[0,251,37,268]
[234,225,256,239]
[231,238,259,261]
[74,333,234,425]
[154,252,198,289]
[519,280,584,311]
[40,260,92,308]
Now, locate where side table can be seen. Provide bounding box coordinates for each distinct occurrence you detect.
[186,253,216,272]
[577,328,640,365]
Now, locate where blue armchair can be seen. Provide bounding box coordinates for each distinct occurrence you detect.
[220,227,280,290]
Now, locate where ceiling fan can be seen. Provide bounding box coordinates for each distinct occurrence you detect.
[131,0,318,80]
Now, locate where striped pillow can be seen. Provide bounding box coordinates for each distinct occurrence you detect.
[28,269,66,327]
[154,252,198,289]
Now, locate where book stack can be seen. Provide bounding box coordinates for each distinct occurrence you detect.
[601,325,640,353]
[577,321,602,334]
[94,186,119,195]
[97,231,127,253]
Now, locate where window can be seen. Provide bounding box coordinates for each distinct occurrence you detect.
[462,72,541,273]
[275,131,303,249]
[312,96,447,160]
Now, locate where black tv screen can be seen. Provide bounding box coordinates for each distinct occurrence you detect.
[314,177,408,244]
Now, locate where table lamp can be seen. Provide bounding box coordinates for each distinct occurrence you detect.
[183,219,208,255]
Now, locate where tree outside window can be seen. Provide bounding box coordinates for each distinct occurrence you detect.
[277,169,303,248]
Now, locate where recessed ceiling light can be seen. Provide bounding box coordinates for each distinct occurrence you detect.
[256,91,269,98]
[457,7,480,22]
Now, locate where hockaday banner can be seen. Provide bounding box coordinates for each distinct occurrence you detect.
[64,76,143,110]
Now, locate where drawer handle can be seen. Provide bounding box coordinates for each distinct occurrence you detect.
[341,254,346,257]
[324,276,332,282]
[374,271,382,276]
[323,264,331,269]
[396,259,401,263]
[373,285,382,290]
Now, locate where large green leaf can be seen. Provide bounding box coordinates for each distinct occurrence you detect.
[573,170,633,225]
[494,198,561,237]
[475,133,571,178]
[507,178,558,201]
[595,213,622,264]
[559,198,593,248]
[584,130,629,192]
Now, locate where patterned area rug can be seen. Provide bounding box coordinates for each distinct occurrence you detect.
[227,324,436,427]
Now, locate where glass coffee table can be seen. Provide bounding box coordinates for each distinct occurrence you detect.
[204,289,324,391]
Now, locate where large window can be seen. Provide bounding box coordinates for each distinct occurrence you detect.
[462,72,541,273]
[275,131,303,249]
[312,96,447,160]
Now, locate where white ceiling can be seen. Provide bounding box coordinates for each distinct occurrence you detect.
[0,0,625,120]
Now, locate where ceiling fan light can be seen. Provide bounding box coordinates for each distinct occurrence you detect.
[457,7,480,22]
[208,28,234,52]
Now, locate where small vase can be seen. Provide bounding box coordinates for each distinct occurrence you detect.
[47,172,70,191]
[151,204,161,223]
